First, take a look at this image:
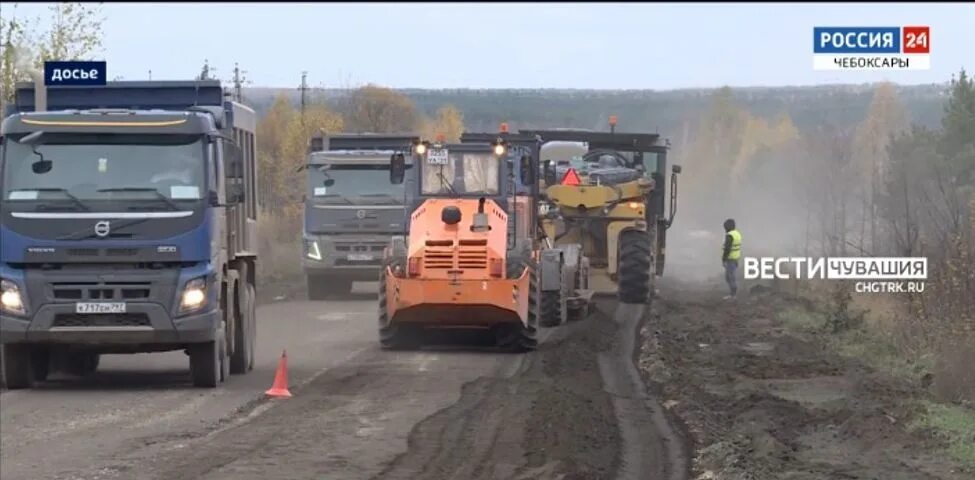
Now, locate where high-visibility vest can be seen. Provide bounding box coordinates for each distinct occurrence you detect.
[726,229,742,260]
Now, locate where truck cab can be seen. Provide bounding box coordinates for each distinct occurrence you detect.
[0,80,259,389]
[301,134,417,300]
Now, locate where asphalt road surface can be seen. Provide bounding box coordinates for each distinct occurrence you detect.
[0,285,686,480]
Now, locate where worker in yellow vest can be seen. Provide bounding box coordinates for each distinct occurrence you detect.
[722,218,742,299]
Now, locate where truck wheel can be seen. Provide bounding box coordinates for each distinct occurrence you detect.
[189,338,221,388]
[618,230,652,304]
[307,275,329,301]
[31,347,50,382]
[2,344,35,389]
[246,283,257,371]
[230,280,253,375]
[219,329,230,383]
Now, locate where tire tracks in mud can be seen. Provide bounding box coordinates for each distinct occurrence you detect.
[91,298,688,480]
[375,299,690,480]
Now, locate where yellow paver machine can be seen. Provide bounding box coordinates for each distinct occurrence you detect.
[521,119,681,304]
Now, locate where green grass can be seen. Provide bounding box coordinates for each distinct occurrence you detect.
[776,300,932,382]
[909,400,975,467]
[830,328,933,381]
[778,294,972,469]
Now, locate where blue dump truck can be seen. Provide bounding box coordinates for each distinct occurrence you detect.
[0,80,259,388]
[301,134,416,299]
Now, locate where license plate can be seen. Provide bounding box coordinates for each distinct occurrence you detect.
[347,253,374,262]
[427,148,449,165]
[75,302,126,314]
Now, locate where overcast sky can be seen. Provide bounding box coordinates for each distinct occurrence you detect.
[5,2,972,89]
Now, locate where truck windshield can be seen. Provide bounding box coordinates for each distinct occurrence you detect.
[2,133,206,209]
[307,164,406,205]
[421,151,500,195]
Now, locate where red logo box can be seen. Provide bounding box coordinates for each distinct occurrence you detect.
[902,26,930,54]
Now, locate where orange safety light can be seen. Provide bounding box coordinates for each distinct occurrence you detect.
[499,122,509,133]
[609,115,618,126]
[561,168,582,186]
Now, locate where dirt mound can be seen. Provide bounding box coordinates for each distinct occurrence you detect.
[640,280,972,480]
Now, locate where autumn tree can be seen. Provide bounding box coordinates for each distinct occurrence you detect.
[877,70,975,400]
[256,93,343,233]
[683,87,750,228]
[0,2,104,102]
[851,83,909,253]
[339,84,420,133]
[421,104,465,142]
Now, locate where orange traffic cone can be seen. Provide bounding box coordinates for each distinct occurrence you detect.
[265,350,293,398]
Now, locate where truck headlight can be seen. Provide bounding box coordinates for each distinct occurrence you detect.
[179,278,208,314]
[1,279,26,316]
[305,239,322,261]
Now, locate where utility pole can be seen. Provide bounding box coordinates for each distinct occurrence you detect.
[299,71,309,119]
[233,63,242,102]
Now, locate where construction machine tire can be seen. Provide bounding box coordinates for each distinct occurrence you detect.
[377,265,421,351]
[539,287,562,327]
[497,259,539,353]
[618,229,653,304]
[647,224,659,299]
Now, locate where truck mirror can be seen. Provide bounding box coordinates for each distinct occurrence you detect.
[323,178,335,187]
[208,190,221,207]
[542,160,557,186]
[390,153,405,185]
[519,155,535,186]
[224,184,245,204]
[672,164,682,174]
[20,131,52,174]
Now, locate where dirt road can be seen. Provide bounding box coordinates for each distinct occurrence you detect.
[0,284,687,480]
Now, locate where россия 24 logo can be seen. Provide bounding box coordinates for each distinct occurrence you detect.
[812,26,929,71]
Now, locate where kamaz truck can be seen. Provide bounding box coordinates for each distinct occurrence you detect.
[0,80,259,389]
[301,134,416,300]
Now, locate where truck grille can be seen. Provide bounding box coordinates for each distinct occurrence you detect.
[51,282,152,301]
[334,244,386,252]
[53,313,151,328]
